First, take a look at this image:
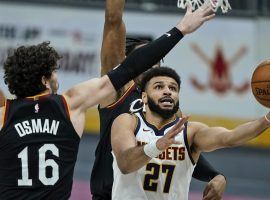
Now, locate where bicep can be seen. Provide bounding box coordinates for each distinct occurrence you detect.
[111,114,137,159]
[193,122,230,152]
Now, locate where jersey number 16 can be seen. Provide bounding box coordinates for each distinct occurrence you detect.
[17,144,59,186]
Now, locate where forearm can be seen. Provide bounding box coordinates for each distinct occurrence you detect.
[101,0,126,75]
[105,0,125,25]
[117,146,151,174]
[107,27,183,91]
[225,116,270,147]
[192,155,223,182]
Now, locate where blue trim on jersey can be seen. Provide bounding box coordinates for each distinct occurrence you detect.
[138,112,179,136]
[183,122,195,165]
[134,115,141,137]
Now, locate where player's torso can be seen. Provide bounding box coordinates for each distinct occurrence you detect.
[0,94,80,200]
[112,112,195,200]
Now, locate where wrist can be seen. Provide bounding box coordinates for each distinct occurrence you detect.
[167,27,184,38]
[215,174,227,182]
[176,24,187,36]
[144,140,162,158]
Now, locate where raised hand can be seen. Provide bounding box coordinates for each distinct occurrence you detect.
[156,116,189,151]
[176,4,215,35]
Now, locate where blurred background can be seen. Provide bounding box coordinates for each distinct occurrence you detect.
[0,0,270,199]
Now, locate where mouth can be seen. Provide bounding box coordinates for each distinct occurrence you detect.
[159,97,174,107]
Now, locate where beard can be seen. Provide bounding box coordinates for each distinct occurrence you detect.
[147,95,179,119]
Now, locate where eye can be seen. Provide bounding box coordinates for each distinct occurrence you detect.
[154,85,162,90]
[169,86,177,91]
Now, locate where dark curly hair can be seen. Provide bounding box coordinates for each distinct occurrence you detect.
[4,41,61,98]
[140,66,181,92]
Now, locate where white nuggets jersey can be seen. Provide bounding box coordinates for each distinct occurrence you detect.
[112,112,196,200]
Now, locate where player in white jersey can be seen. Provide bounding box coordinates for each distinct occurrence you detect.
[112,112,194,200]
[111,67,270,200]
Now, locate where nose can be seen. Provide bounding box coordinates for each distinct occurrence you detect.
[163,86,172,96]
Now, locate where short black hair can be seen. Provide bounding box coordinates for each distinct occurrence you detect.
[140,66,181,92]
[125,37,150,56]
[4,41,61,98]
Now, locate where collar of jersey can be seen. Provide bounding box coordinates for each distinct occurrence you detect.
[138,112,179,136]
[25,91,51,100]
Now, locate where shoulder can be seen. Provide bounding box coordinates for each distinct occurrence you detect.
[113,113,138,130]
[115,113,137,123]
[187,121,209,134]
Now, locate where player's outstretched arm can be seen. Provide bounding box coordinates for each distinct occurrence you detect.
[192,112,270,152]
[100,0,126,76]
[111,114,188,174]
[64,4,216,112]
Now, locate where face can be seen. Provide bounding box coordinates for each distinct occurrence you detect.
[43,70,59,94]
[142,76,179,119]
[49,71,59,94]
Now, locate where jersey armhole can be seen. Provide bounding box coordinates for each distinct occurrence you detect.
[105,83,136,109]
[183,122,196,165]
[132,114,140,137]
[61,95,71,119]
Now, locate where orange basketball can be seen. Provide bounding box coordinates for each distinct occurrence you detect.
[251,60,270,108]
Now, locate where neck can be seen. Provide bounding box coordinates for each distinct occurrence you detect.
[144,109,176,129]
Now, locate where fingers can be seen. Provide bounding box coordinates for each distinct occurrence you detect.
[202,189,215,200]
[203,13,216,22]
[203,185,210,197]
[203,5,215,16]
[166,116,189,138]
[186,3,193,14]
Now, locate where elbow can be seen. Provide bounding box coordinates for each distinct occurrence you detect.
[118,163,132,175]
[117,160,134,175]
[119,168,129,175]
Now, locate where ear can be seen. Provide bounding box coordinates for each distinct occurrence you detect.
[41,76,50,89]
[142,91,148,105]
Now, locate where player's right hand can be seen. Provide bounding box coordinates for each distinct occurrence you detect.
[176,3,215,35]
[156,116,189,151]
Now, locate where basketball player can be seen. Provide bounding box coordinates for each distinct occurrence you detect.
[90,1,225,200]
[0,15,197,198]
[111,67,270,200]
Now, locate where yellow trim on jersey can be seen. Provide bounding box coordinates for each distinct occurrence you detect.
[25,91,50,100]
[107,82,136,109]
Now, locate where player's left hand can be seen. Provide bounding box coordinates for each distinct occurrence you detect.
[202,174,226,200]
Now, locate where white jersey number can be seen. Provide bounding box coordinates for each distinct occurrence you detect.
[143,163,175,193]
[17,144,59,186]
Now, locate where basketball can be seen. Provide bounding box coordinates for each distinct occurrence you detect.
[251,60,270,108]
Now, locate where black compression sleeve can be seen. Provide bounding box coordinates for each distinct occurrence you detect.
[107,27,183,91]
[192,155,225,182]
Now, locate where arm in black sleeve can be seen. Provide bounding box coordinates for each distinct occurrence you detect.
[107,27,183,91]
[192,155,226,182]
